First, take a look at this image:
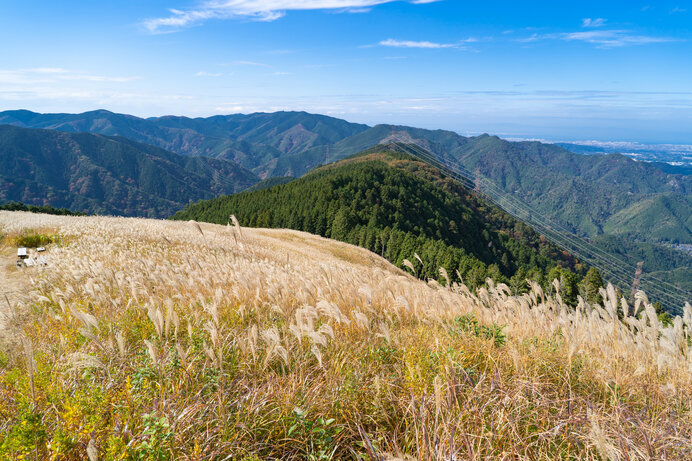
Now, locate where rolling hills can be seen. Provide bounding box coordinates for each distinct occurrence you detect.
[174,147,588,296]
[0,125,258,217]
[2,109,689,306]
[0,109,368,177]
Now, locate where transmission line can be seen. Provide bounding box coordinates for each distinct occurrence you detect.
[385,138,691,312]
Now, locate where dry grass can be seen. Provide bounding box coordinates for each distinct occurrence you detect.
[0,210,690,460]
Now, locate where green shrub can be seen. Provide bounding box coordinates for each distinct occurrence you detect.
[451,314,507,347]
[12,231,60,248]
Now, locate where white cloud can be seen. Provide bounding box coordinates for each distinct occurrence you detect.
[29,68,71,74]
[582,18,606,28]
[144,0,434,33]
[519,29,678,48]
[379,38,455,48]
[334,7,372,13]
[57,74,141,83]
[560,30,676,47]
[195,71,223,77]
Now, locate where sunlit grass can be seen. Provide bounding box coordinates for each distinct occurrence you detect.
[0,210,690,460]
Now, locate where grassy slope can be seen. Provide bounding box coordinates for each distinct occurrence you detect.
[0,211,690,459]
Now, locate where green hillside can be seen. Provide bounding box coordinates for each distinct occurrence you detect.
[0,125,258,217]
[174,148,594,298]
[449,135,692,242]
[589,234,692,293]
[241,176,295,192]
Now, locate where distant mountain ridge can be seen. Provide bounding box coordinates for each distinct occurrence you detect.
[2,108,690,243]
[0,124,257,217]
[0,109,368,178]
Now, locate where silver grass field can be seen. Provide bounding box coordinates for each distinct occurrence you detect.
[0,210,690,460]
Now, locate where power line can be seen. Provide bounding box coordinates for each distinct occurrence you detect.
[389,139,690,305]
[394,139,692,310]
[385,139,691,313]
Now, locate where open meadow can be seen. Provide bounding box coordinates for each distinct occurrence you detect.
[0,210,691,460]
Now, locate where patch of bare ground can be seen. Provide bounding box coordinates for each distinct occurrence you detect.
[0,238,47,344]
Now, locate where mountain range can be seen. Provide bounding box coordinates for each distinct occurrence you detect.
[2,108,689,244]
[0,109,367,178]
[1,109,690,307]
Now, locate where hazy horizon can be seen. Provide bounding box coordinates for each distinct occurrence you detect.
[2,1,691,143]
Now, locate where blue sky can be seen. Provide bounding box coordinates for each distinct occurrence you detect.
[1,1,691,143]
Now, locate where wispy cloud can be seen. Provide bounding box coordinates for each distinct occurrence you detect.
[581,18,606,28]
[230,60,272,67]
[0,68,141,84]
[144,0,435,33]
[30,67,70,74]
[195,71,223,77]
[378,38,455,48]
[333,7,372,13]
[519,29,678,48]
[560,30,677,47]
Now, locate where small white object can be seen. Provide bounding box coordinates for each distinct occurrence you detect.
[24,258,36,267]
[18,247,27,258]
[37,247,46,252]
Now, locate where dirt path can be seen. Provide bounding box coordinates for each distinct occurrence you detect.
[0,246,31,338]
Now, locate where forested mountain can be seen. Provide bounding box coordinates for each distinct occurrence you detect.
[450,135,692,242]
[174,147,600,300]
[258,122,692,242]
[0,125,258,217]
[287,126,692,242]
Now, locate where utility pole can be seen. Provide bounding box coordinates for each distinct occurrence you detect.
[474,168,481,194]
[629,261,644,307]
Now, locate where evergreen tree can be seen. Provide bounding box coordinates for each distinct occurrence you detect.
[580,267,604,305]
